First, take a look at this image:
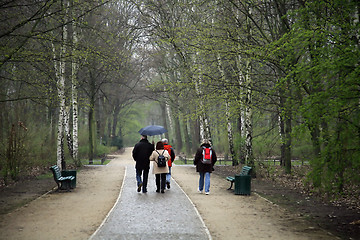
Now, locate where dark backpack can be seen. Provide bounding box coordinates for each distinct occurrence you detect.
[155,150,167,167]
[201,146,212,164]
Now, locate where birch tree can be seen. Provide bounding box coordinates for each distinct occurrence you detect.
[53,0,69,169]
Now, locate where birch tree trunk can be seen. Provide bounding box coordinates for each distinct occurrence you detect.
[64,106,73,159]
[183,116,191,156]
[55,55,66,169]
[194,54,212,145]
[54,1,68,170]
[72,24,79,166]
[166,103,173,139]
[244,60,254,167]
[160,102,169,140]
[172,106,183,151]
[243,5,254,168]
[216,52,236,165]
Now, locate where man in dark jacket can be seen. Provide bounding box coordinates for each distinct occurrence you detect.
[132,135,154,193]
[194,139,217,195]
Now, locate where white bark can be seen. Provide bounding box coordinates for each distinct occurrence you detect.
[72,25,79,163]
[55,52,66,169]
[244,60,253,165]
[54,0,68,169]
[193,53,211,144]
[217,52,235,163]
[166,103,173,131]
[64,106,73,158]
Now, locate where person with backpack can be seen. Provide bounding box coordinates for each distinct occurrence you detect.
[132,135,154,193]
[193,139,217,195]
[161,138,175,189]
[149,141,170,193]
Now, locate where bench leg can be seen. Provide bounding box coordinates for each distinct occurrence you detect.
[227,181,234,190]
[60,180,71,192]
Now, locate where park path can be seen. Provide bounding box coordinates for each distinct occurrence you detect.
[89,158,210,240]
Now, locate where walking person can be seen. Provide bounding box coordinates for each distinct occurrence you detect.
[150,141,170,193]
[162,138,175,189]
[132,135,154,193]
[194,140,217,195]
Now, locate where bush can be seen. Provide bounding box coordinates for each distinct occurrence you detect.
[110,136,123,149]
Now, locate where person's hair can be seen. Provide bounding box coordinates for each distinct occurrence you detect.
[156,141,164,150]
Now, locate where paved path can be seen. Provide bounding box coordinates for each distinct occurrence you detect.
[90,164,211,240]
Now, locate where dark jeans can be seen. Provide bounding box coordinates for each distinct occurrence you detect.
[136,168,149,192]
[155,173,167,190]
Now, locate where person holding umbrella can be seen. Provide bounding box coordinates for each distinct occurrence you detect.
[132,135,154,193]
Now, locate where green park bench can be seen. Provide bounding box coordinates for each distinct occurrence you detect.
[226,166,252,195]
[50,165,76,191]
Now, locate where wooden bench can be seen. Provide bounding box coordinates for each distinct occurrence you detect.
[50,165,75,191]
[226,166,252,190]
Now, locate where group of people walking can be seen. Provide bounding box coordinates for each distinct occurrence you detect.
[132,136,175,193]
[132,135,217,195]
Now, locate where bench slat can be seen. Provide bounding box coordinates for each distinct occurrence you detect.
[226,176,235,182]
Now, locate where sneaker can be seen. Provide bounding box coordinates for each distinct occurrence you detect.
[166,182,170,189]
[137,183,143,192]
[197,189,203,194]
[142,188,147,193]
[161,189,165,193]
[205,192,210,195]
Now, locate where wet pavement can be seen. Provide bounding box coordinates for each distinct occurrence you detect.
[89,165,211,240]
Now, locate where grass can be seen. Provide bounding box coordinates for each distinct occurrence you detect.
[36,173,53,180]
[174,158,309,167]
[259,159,309,166]
[174,159,234,166]
[80,159,111,165]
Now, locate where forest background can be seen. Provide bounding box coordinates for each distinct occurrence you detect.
[0,0,359,203]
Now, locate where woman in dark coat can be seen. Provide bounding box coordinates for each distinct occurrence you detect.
[193,140,217,195]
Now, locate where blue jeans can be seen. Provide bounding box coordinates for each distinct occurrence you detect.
[136,168,149,192]
[199,172,211,193]
[166,166,172,183]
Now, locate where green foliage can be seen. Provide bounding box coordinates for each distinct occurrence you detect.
[269,0,360,193]
[110,136,123,150]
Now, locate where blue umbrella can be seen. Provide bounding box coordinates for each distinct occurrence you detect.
[138,125,168,136]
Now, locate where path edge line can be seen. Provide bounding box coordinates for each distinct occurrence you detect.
[172,177,212,240]
[88,166,127,240]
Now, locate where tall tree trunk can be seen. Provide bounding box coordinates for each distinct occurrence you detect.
[279,97,286,166]
[183,116,191,156]
[71,56,79,165]
[166,104,173,141]
[70,0,79,167]
[160,102,169,140]
[64,107,73,159]
[54,1,68,169]
[88,74,96,164]
[88,103,94,164]
[111,104,120,137]
[284,110,292,174]
[244,61,253,167]
[173,107,183,151]
[190,117,200,153]
[216,51,236,165]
